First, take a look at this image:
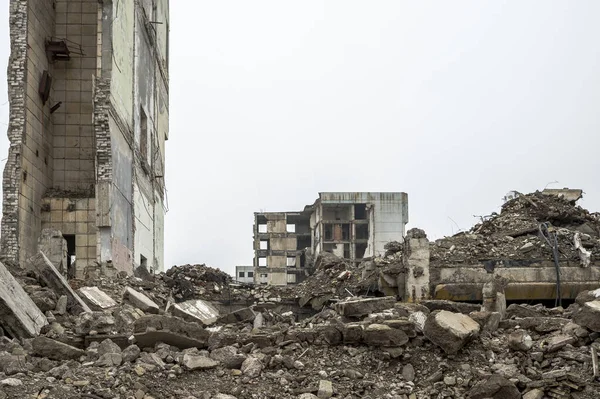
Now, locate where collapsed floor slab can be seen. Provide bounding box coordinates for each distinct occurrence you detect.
[0,260,48,338]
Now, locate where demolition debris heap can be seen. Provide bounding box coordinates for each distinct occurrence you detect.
[1,191,600,398]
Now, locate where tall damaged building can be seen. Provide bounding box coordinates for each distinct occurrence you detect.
[2,0,170,276]
[253,192,409,285]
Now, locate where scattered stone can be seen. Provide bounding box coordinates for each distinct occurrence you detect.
[1,378,22,386]
[467,374,520,399]
[317,379,333,399]
[32,336,84,361]
[523,389,544,399]
[508,330,533,351]
[573,300,600,332]
[423,310,480,354]
[182,354,218,370]
[241,357,263,378]
[402,364,415,382]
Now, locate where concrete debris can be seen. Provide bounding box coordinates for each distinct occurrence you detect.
[573,300,600,332]
[77,286,117,310]
[508,329,533,351]
[172,299,220,326]
[423,310,480,354]
[3,234,600,397]
[25,252,91,314]
[431,190,600,265]
[333,296,396,318]
[467,374,521,399]
[0,260,48,338]
[123,287,160,314]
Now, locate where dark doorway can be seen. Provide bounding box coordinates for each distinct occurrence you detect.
[63,234,76,279]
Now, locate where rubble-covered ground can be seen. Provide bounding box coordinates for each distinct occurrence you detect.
[1,257,600,399]
[431,191,600,265]
[2,190,600,398]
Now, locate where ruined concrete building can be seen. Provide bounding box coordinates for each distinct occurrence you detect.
[254,192,409,285]
[2,0,170,277]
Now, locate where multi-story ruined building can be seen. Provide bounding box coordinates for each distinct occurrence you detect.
[2,0,169,277]
[253,192,409,285]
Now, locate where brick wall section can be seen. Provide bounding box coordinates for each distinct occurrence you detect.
[18,0,57,264]
[1,0,28,262]
[93,77,112,181]
[52,0,97,191]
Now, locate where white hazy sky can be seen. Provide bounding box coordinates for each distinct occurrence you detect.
[0,1,599,277]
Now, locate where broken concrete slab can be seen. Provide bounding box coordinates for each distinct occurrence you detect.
[363,323,409,347]
[217,307,256,324]
[467,374,520,399]
[134,330,208,350]
[123,287,159,314]
[469,311,501,332]
[77,287,117,311]
[25,252,91,314]
[333,296,396,318]
[573,300,600,332]
[542,334,577,353]
[0,260,48,338]
[423,310,480,355]
[32,336,84,361]
[421,300,481,315]
[172,299,219,326]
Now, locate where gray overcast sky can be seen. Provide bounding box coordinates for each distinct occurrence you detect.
[1,1,599,276]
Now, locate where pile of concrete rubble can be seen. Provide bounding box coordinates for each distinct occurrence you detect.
[431,191,600,267]
[0,247,599,398]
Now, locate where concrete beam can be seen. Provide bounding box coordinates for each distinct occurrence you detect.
[78,287,117,310]
[26,252,91,314]
[0,260,48,338]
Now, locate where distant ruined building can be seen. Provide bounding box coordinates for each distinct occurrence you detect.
[2,0,170,277]
[253,192,409,286]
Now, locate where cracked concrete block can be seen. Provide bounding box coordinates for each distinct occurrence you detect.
[333,296,396,318]
[423,310,480,354]
[172,299,219,326]
[25,252,91,314]
[123,287,159,314]
[0,260,48,338]
[77,286,117,310]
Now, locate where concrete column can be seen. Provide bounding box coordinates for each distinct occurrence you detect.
[404,229,430,302]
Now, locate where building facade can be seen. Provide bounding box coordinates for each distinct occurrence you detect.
[2,0,169,277]
[253,192,409,286]
[235,265,255,284]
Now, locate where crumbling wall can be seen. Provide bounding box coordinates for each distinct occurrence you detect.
[51,0,98,192]
[1,0,28,262]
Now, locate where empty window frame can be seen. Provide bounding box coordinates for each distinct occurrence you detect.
[247,271,254,277]
[344,243,350,259]
[356,243,367,259]
[324,224,333,240]
[238,271,245,278]
[258,224,267,233]
[259,240,268,250]
[354,204,367,219]
[286,224,296,233]
[287,273,297,284]
[356,224,369,239]
[258,257,267,267]
[287,256,296,267]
